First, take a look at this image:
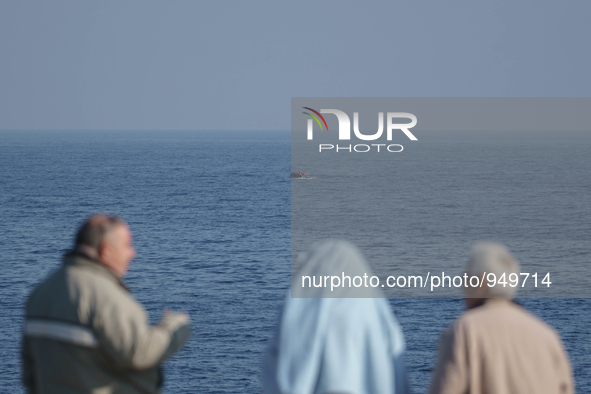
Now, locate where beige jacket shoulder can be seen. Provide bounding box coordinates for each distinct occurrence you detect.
[428,299,574,394]
[23,253,191,394]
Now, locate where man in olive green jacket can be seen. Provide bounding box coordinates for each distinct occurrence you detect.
[22,215,191,393]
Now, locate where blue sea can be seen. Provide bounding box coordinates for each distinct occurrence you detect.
[0,131,590,393]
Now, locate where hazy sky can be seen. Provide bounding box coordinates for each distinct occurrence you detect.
[1,1,590,131]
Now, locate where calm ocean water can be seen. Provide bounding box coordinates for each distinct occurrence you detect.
[0,131,590,393]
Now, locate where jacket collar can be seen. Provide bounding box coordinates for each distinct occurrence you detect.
[63,250,129,291]
[469,298,519,310]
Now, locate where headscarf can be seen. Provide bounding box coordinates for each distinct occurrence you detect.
[263,239,410,394]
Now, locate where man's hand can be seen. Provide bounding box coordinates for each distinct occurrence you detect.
[163,309,190,322]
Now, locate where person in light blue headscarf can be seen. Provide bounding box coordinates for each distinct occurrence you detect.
[263,239,410,394]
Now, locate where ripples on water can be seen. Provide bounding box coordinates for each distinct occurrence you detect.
[0,131,589,393]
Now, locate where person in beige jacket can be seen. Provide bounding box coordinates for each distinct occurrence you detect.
[428,242,574,394]
[22,215,191,394]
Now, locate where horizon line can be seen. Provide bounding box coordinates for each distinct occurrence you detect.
[0,129,292,132]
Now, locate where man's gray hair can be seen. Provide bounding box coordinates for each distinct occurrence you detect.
[74,214,126,255]
[465,242,520,299]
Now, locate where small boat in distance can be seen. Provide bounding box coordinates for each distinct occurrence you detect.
[291,171,307,178]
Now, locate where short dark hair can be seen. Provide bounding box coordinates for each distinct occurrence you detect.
[74,214,126,253]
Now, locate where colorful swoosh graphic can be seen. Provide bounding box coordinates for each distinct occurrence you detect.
[302,107,329,131]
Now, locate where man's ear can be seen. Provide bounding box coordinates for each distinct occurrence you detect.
[476,280,488,297]
[98,241,108,259]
